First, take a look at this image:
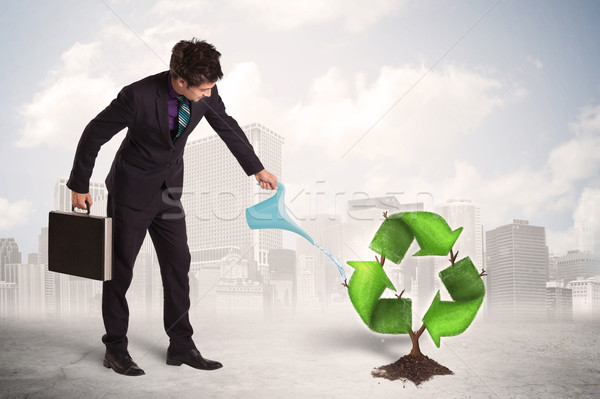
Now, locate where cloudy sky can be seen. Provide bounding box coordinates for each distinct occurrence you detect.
[1,0,599,258]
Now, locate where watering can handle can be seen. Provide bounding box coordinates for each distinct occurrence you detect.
[256,181,282,189]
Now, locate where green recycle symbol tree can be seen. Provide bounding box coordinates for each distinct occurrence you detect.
[345,211,486,360]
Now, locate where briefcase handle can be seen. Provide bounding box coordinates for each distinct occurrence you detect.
[72,200,91,215]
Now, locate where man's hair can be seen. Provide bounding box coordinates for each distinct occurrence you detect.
[170,39,224,87]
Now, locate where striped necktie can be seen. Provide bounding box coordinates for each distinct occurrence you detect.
[173,95,190,142]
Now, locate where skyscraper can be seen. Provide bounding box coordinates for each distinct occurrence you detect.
[182,123,284,280]
[296,215,351,309]
[0,238,21,282]
[574,220,595,254]
[486,219,548,321]
[556,250,600,283]
[0,281,17,318]
[13,263,47,319]
[38,227,56,316]
[297,254,317,309]
[546,281,572,321]
[567,276,600,320]
[268,249,297,316]
[573,189,599,254]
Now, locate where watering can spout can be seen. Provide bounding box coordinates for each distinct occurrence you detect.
[245,182,315,245]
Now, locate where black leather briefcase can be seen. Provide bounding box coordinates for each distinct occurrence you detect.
[48,204,113,281]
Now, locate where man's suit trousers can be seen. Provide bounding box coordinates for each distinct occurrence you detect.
[102,183,195,354]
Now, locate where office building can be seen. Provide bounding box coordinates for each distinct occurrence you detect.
[188,247,255,319]
[27,253,38,265]
[556,250,600,283]
[486,219,548,321]
[182,123,283,281]
[268,249,296,316]
[1,238,21,282]
[546,281,572,321]
[216,280,263,320]
[573,190,599,254]
[567,276,600,320]
[548,255,559,281]
[15,263,46,319]
[296,215,357,309]
[38,227,56,316]
[3,262,45,318]
[0,281,17,318]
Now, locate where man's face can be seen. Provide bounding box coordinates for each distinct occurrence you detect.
[175,78,216,102]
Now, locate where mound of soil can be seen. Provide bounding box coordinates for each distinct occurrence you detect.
[371,354,453,386]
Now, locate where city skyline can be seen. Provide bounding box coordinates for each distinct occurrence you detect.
[4,202,600,321]
[3,140,599,322]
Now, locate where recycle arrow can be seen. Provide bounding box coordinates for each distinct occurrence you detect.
[347,261,412,334]
[422,256,485,347]
[346,211,485,347]
[368,211,463,263]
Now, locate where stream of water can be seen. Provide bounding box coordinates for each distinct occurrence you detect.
[313,243,347,281]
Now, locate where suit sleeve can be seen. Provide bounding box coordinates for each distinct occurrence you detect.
[66,86,136,193]
[204,85,264,176]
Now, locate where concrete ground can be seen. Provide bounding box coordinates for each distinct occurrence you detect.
[1,309,599,399]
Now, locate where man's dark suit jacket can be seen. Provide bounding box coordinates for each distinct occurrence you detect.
[67,71,264,209]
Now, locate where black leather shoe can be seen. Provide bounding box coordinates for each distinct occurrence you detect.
[103,351,145,376]
[166,348,223,370]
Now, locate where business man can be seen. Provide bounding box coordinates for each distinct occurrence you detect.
[67,39,277,376]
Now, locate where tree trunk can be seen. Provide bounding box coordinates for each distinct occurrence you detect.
[407,324,426,357]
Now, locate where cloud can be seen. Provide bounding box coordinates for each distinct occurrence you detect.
[207,60,507,216]
[546,228,574,256]
[436,104,600,240]
[15,38,130,150]
[527,56,543,69]
[547,106,600,187]
[217,62,275,125]
[14,15,207,151]
[282,63,504,163]
[440,160,571,228]
[230,0,403,32]
[569,104,600,138]
[207,60,512,223]
[207,59,510,206]
[0,198,33,230]
[546,104,600,189]
[16,68,118,149]
[546,187,600,256]
[150,0,211,15]
[574,187,600,222]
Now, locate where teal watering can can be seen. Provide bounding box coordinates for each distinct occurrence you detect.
[245,181,314,245]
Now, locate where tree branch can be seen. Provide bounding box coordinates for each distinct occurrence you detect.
[375,255,386,267]
[416,323,426,339]
[449,249,458,265]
